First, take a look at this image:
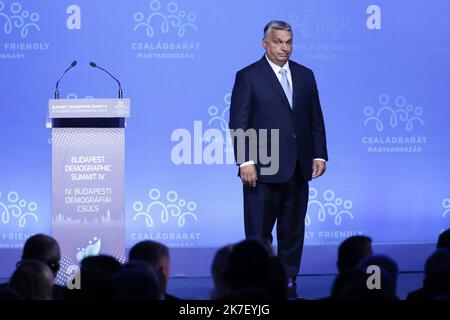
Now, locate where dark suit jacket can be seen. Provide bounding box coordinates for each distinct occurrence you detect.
[229,56,328,183]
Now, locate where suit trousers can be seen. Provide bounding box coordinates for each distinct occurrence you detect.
[243,164,309,280]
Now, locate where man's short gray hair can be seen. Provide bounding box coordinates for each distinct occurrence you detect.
[264,20,292,38]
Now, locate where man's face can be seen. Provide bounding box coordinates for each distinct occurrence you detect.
[263,29,293,66]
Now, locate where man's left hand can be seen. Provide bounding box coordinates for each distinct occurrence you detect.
[312,160,326,179]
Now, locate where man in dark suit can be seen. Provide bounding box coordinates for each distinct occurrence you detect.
[229,20,328,297]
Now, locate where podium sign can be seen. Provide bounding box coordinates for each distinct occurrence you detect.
[49,98,130,118]
[48,99,130,283]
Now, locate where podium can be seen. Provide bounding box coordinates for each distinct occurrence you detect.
[48,98,130,283]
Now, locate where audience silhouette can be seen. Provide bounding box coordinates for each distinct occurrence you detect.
[0,230,449,301]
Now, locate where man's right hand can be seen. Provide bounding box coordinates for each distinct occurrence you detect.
[240,164,257,187]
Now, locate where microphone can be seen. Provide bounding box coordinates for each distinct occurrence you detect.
[89,61,123,99]
[55,60,77,99]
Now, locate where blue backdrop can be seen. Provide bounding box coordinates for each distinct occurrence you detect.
[1,0,449,276]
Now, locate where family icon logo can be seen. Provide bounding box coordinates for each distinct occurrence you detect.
[306,187,354,226]
[133,188,198,228]
[362,94,427,153]
[0,1,49,59]
[134,0,197,38]
[131,0,200,59]
[0,1,40,38]
[0,191,38,228]
[290,1,351,39]
[363,94,424,132]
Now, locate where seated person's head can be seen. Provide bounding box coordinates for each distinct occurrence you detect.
[423,249,450,298]
[81,255,122,275]
[337,235,373,273]
[225,239,271,292]
[64,265,114,300]
[332,254,398,300]
[10,260,54,300]
[129,241,170,290]
[113,260,163,300]
[437,229,450,251]
[21,234,61,279]
[357,254,398,299]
